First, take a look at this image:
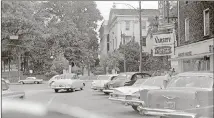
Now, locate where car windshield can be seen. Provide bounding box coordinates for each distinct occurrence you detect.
[97,76,110,80]
[132,79,147,87]
[167,75,213,89]
[142,76,166,87]
[2,80,9,91]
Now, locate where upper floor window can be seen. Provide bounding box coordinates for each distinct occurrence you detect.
[125,21,130,30]
[185,18,190,41]
[203,8,210,36]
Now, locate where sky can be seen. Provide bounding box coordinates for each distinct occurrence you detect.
[95,1,159,20]
[95,1,158,32]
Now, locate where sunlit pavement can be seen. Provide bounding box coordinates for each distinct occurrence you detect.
[9,82,143,118]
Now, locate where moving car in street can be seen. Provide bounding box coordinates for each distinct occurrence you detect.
[91,74,118,91]
[48,75,60,86]
[51,73,85,93]
[109,76,166,112]
[138,71,213,118]
[2,99,107,118]
[18,77,43,84]
[2,79,25,99]
[103,72,151,95]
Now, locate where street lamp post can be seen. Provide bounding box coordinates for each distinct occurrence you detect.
[139,1,142,73]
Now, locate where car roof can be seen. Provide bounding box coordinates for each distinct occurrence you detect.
[178,71,213,77]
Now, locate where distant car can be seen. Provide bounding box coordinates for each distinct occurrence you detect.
[138,71,213,118]
[109,76,166,112]
[18,77,43,84]
[103,72,151,94]
[2,79,25,99]
[51,73,85,93]
[91,74,118,91]
[2,78,10,84]
[48,75,60,86]
[2,99,106,118]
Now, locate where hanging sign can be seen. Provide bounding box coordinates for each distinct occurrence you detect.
[153,33,174,56]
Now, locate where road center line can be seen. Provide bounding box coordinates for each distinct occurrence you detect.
[47,95,56,106]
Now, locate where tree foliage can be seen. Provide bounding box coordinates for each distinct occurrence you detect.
[2,1,103,74]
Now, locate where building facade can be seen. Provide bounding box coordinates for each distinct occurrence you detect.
[171,1,214,72]
[98,20,109,59]
[107,9,159,53]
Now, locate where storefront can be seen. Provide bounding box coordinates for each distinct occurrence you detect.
[170,38,213,73]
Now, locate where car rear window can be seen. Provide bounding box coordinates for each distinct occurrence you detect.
[167,75,213,89]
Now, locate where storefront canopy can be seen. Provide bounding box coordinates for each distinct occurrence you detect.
[169,52,213,61]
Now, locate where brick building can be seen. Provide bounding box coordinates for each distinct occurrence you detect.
[171,1,214,72]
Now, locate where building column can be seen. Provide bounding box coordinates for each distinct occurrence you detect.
[210,55,213,71]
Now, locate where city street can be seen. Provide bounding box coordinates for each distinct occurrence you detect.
[9,82,142,118]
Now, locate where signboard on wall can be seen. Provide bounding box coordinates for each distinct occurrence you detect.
[152,33,174,56]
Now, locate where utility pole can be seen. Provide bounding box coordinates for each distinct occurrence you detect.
[139,1,142,72]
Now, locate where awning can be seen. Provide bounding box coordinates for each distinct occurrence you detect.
[169,52,214,61]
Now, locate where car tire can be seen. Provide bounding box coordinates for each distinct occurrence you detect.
[83,83,85,86]
[20,81,24,84]
[104,92,109,95]
[20,96,25,99]
[54,89,59,93]
[132,106,139,112]
[35,81,39,84]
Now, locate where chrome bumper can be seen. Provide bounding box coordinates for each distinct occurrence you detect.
[138,107,197,118]
[109,97,145,106]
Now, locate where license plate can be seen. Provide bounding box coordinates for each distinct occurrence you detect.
[164,101,175,109]
[126,95,132,100]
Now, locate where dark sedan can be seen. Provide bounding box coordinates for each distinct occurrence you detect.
[103,72,151,94]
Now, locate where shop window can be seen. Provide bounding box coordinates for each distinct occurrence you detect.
[203,8,210,36]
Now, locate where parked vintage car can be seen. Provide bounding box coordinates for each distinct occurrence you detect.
[91,74,118,91]
[103,72,151,94]
[2,79,25,99]
[51,73,85,93]
[18,77,43,84]
[138,71,213,118]
[109,76,166,112]
[48,75,60,86]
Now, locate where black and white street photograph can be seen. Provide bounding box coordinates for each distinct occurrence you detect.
[1,1,214,118]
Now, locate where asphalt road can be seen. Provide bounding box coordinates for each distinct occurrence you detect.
[9,82,143,118]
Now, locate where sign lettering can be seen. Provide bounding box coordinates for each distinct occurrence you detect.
[154,36,171,43]
[178,51,192,57]
[152,33,175,56]
[154,46,172,55]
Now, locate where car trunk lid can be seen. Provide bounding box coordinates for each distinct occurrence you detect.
[147,88,198,110]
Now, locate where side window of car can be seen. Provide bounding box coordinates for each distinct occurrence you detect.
[141,74,151,79]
